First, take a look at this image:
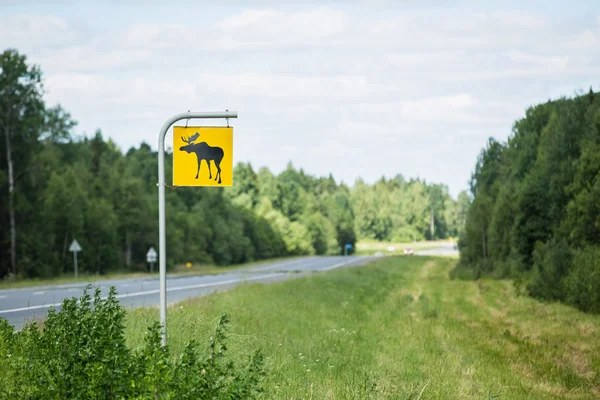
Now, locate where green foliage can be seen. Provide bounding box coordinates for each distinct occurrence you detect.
[0,285,265,399]
[455,88,600,314]
[304,212,339,255]
[527,238,572,302]
[121,256,600,399]
[564,246,600,314]
[0,48,48,277]
[1,47,464,279]
[351,176,464,243]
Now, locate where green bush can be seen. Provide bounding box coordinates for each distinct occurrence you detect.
[527,237,572,302]
[390,225,424,243]
[0,285,265,399]
[564,245,600,314]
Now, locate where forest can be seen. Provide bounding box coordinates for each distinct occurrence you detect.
[456,88,600,314]
[0,48,467,280]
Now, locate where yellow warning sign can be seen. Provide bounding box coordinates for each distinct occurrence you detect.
[173,126,233,187]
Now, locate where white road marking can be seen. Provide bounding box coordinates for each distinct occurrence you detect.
[320,257,366,272]
[0,273,284,315]
[0,295,6,299]
[247,256,321,271]
[33,291,45,296]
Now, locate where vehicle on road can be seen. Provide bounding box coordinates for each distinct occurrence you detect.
[403,248,414,255]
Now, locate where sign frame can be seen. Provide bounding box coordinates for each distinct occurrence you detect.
[172,126,234,187]
[344,243,352,256]
[147,246,157,273]
[157,111,237,346]
[69,239,82,278]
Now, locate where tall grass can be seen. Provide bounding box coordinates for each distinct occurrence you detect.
[124,256,600,399]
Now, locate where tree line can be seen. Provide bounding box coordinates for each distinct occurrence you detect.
[455,88,600,314]
[0,48,465,280]
[352,176,469,243]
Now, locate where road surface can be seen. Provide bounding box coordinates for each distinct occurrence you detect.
[414,242,459,257]
[0,255,375,330]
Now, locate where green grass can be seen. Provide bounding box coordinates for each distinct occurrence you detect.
[123,256,600,399]
[0,256,299,290]
[355,239,454,255]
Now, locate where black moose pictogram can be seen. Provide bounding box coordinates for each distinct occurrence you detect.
[179,132,224,184]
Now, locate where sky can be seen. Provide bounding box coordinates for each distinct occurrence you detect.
[1,0,599,198]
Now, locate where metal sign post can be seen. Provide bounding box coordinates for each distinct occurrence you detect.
[157,111,237,346]
[69,239,82,278]
[147,246,157,273]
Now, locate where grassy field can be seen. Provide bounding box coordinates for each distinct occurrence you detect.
[123,255,600,399]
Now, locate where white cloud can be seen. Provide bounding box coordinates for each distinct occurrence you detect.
[505,50,569,69]
[399,94,474,119]
[566,29,599,50]
[1,3,599,197]
[216,8,348,49]
[0,15,79,48]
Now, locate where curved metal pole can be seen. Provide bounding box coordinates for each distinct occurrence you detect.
[158,110,238,346]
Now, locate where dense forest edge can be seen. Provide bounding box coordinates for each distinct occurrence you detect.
[0,48,468,280]
[455,87,600,315]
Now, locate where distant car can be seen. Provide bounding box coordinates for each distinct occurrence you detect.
[403,248,414,255]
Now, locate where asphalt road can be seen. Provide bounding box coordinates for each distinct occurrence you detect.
[414,242,459,257]
[0,255,376,330]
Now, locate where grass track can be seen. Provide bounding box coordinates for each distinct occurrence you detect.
[124,256,600,399]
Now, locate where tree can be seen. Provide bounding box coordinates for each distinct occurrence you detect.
[455,88,600,315]
[426,184,447,240]
[225,162,259,208]
[455,190,471,232]
[0,48,470,280]
[43,167,87,275]
[0,49,45,276]
[257,167,282,210]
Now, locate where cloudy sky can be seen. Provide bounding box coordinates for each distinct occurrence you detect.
[2,0,599,197]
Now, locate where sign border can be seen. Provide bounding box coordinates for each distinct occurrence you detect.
[172,125,234,187]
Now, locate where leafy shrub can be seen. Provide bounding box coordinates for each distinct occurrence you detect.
[390,225,424,243]
[564,245,600,314]
[0,285,265,399]
[527,237,572,302]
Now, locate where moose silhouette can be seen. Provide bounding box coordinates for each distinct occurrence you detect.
[179,132,224,184]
